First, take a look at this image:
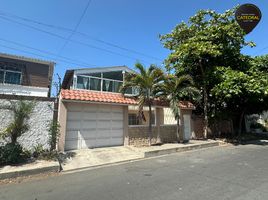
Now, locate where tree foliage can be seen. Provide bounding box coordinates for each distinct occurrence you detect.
[156,74,199,142]
[0,100,35,144]
[160,7,267,138]
[121,62,164,145]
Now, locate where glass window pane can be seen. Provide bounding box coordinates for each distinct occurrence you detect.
[77,76,89,89]
[103,71,123,81]
[103,80,112,92]
[113,81,122,93]
[128,114,140,125]
[0,71,4,83]
[87,72,101,78]
[90,78,101,91]
[5,72,21,84]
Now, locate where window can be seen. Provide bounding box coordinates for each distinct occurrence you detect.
[103,80,122,93]
[128,106,156,126]
[0,69,22,85]
[90,78,101,91]
[77,76,89,89]
[128,114,140,125]
[76,74,122,93]
[125,86,139,95]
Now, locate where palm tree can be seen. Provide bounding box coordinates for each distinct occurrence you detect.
[121,62,164,146]
[0,100,35,144]
[156,74,199,143]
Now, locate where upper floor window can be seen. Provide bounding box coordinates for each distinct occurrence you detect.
[75,70,138,95]
[0,68,22,85]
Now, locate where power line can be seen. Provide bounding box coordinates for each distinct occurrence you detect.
[0,15,149,64]
[0,10,161,61]
[0,43,98,68]
[58,0,93,54]
[0,37,98,67]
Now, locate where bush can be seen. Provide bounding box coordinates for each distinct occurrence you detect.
[0,143,28,165]
[32,144,58,161]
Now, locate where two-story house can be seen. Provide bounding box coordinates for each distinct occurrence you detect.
[0,53,54,97]
[58,66,195,151]
[0,53,56,150]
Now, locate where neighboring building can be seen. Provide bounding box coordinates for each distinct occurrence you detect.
[58,66,195,151]
[0,53,54,97]
[0,53,56,150]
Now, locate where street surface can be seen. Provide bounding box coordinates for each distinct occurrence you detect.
[1,141,268,200]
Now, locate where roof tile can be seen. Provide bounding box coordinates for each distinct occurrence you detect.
[61,89,194,109]
[61,89,137,105]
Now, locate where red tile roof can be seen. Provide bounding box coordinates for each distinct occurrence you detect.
[178,101,195,109]
[61,89,137,105]
[61,89,194,109]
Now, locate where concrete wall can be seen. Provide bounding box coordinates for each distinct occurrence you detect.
[0,99,54,150]
[128,125,177,146]
[192,115,233,138]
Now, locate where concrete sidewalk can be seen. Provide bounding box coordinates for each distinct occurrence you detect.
[62,140,221,172]
[0,160,60,180]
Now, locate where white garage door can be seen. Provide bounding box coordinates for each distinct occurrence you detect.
[65,103,124,150]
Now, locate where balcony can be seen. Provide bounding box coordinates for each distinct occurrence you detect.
[74,70,138,95]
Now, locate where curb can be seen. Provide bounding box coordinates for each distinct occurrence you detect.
[144,141,220,158]
[0,162,60,180]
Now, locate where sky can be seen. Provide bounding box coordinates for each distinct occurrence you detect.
[0,0,267,95]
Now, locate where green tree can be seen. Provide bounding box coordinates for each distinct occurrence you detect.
[0,100,35,144]
[212,56,268,139]
[160,8,254,138]
[121,62,164,145]
[156,74,199,142]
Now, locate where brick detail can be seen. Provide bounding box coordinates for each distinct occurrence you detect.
[128,125,177,146]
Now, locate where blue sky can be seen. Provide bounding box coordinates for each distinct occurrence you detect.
[0,0,267,95]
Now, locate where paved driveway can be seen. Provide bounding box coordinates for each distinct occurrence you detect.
[1,141,268,200]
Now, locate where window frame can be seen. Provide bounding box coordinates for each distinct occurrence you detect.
[0,68,22,85]
[76,74,123,93]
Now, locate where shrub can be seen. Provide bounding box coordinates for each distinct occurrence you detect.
[32,144,45,158]
[32,144,58,161]
[0,100,35,144]
[0,143,28,165]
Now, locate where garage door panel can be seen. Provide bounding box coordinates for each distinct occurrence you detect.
[112,112,123,120]
[97,112,111,120]
[97,129,110,135]
[111,106,123,112]
[65,104,124,150]
[83,106,97,112]
[81,139,95,149]
[67,111,81,120]
[82,121,97,129]
[65,130,79,139]
[65,140,79,150]
[67,104,82,112]
[98,105,112,111]
[97,120,111,128]
[110,138,123,145]
[67,121,81,130]
[82,112,97,119]
[111,121,123,129]
[96,138,111,147]
[110,130,123,137]
[80,130,96,140]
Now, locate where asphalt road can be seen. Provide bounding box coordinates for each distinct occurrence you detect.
[1,141,268,200]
